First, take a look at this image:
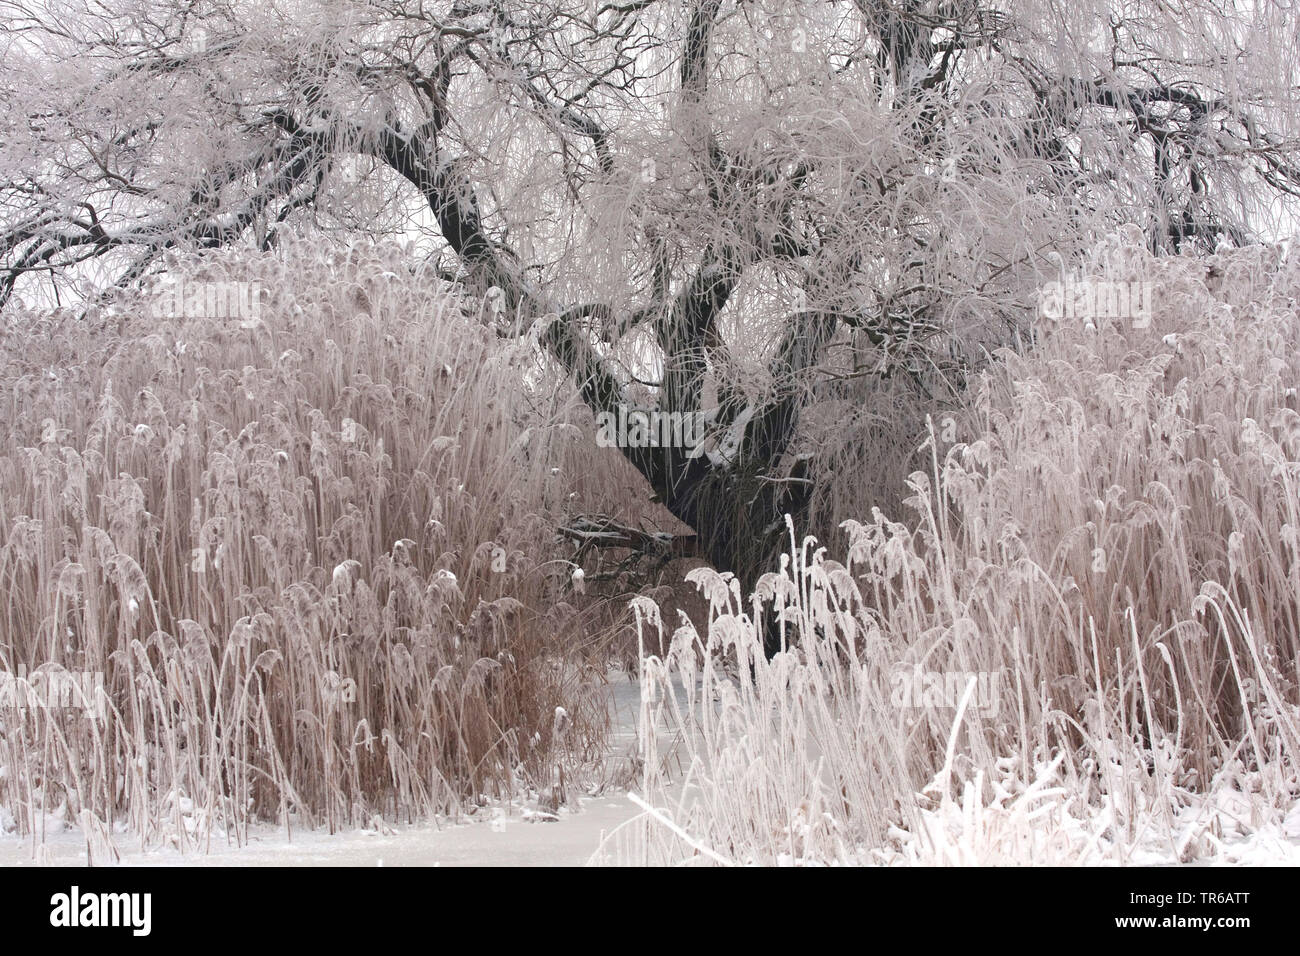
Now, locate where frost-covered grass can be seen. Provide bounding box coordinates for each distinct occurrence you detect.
[5,234,1299,867]
[598,238,1300,865]
[0,240,645,851]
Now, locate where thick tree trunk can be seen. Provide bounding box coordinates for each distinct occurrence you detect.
[656,452,815,657]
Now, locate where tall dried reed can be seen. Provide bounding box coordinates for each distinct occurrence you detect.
[601,236,1300,864]
[0,239,630,850]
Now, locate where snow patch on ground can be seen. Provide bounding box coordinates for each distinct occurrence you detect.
[0,672,646,867]
[3,673,1296,866]
[0,796,641,867]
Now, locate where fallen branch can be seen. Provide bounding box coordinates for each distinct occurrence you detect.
[558,514,699,561]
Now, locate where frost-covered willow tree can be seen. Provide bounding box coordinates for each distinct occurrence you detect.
[3,0,1299,648]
